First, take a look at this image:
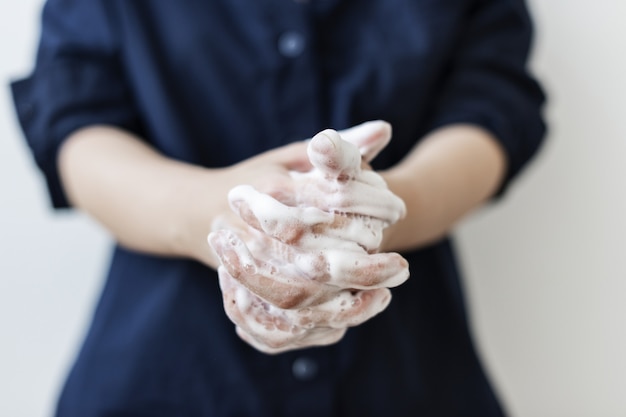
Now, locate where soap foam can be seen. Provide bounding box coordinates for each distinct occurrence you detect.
[209,123,409,353]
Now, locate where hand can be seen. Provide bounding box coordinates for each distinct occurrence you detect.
[200,140,311,268]
[209,122,409,353]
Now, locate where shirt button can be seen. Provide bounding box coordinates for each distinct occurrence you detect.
[278,31,306,58]
[292,357,319,381]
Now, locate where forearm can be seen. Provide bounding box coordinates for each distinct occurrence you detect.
[381,124,507,252]
[58,125,224,267]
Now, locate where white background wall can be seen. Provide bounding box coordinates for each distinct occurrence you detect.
[1,1,624,416]
[457,1,626,416]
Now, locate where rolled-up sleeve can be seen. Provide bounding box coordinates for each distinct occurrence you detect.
[10,0,138,208]
[428,0,547,196]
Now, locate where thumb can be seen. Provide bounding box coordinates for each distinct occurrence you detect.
[307,129,362,180]
[337,120,392,162]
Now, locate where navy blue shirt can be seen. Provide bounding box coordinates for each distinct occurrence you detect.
[12,0,545,416]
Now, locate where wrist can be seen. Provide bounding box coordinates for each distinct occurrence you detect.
[379,165,447,252]
[172,165,234,270]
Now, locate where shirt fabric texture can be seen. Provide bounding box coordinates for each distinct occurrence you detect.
[11,0,546,416]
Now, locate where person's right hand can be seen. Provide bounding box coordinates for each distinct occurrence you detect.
[209,123,410,353]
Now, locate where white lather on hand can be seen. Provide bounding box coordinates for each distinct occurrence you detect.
[209,121,409,354]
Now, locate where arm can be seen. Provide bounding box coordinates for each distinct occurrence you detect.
[57,125,310,269]
[381,124,506,252]
[381,0,546,252]
[59,123,410,354]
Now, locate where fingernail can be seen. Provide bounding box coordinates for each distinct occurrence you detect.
[319,131,337,150]
[309,133,335,156]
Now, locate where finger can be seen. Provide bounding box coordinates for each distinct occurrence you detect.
[337,120,392,163]
[294,327,346,348]
[218,268,251,329]
[307,130,362,181]
[234,326,299,354]
[234,308,358,353]
[229,184,385,252]
[287,172,405,224]
[228,184,334,245]
[289,288,392,329]
[220,269,387,352]
[210,211,250,235]
[236,304,347,354]
[327,289,392,327]
[209,229,335,309]
[219,270,308,351]
[312,213,387,252]
[327,179,407,224]
[235,326,290,354]
[354,168,388,188]
[211,208,408,291]
[229,284,389,350]
[324,249,410,289]
[208,229,257,277]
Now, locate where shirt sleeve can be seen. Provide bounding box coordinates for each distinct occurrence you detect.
[428,0,547,197]
[10,0,139,209]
